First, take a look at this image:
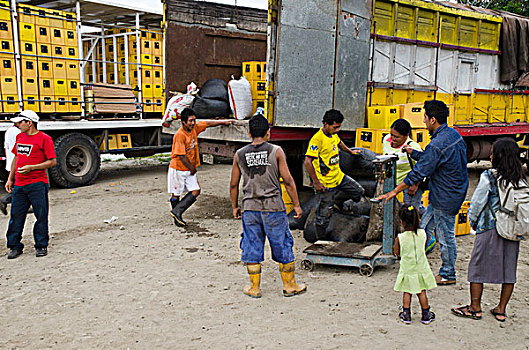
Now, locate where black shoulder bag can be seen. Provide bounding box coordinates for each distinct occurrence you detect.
[404,142,429,191]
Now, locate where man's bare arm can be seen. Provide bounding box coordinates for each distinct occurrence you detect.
[178,155,196,174]
[376,181,409,204]
[206,120,233,128]
[229,153,242,219]
[304,156,324,192]
[17,158,57,175]
[338,141,361,155]
[5,156,16,193]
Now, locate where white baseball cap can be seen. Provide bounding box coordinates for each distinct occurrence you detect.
[11,110,40,123]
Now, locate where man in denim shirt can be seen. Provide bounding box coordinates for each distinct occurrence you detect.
[378,100,468,285]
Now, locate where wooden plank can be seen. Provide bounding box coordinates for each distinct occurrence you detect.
[91,84,137,114]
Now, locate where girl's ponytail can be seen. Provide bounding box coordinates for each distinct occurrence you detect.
[399,204,420,233]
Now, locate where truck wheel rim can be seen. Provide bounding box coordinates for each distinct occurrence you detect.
[65,145,92,177]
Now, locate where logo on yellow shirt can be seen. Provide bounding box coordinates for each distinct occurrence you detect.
[329,154,339,165]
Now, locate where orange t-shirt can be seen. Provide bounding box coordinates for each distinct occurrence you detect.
[170,121,207,171]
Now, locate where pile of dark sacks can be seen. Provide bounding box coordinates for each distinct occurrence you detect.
[192,79,232,119]
[288,148,379,244]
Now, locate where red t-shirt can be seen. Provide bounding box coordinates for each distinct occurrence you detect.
[12,131,56,186]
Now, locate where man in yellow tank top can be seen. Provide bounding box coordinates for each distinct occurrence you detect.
[304,109,365,239]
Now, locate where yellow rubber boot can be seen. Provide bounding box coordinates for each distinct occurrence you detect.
[243,263,262,298]
[279,262,307,297]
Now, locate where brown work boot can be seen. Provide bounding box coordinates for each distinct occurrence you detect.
[279,262,307,297]
[243,263,262,298]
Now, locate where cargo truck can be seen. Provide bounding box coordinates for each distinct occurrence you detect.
[0,0,267,187]
[0,0,174,187]
[168,0,529,185]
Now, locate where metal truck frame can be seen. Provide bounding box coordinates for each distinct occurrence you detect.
[0,0,171,187]
[183,0,529,184]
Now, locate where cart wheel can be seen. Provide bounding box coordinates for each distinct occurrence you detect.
[359,264,374,277]
[302,259,314,271]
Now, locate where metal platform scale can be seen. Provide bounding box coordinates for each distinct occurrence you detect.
[302,155,398,276]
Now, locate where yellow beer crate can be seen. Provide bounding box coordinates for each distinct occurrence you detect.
[367,105,400,129]
[455,201,471,236]
[355,128,389,154]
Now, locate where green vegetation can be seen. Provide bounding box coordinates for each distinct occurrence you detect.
[458,0,529,17]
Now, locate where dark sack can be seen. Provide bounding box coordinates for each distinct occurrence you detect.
[192,97,231,119]
[288,195,316,230]
[339,148,377,179]
[199,79,229,103]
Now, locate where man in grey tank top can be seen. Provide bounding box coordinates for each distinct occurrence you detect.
[230,114,307,298]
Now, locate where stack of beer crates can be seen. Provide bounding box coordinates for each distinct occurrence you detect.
[356,103,456,154]
[17,3,81,114]
[242,61,265,114]
[0,2,81,115]
[84,28,164,113]
[0,0,15,113]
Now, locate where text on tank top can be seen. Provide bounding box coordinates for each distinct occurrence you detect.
[237,142,286,212]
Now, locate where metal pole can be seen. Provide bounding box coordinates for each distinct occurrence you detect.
[91,39,96,81]
[124,31,130,85]
[76,1,85,117]
[162,15,166,102]
[112,35,117,84]
[10,0,23,111]
[382,159,396,255]
[101,24,106,83]
[136,13,142,118]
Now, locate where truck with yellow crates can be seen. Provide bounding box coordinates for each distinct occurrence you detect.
[0,0,175,188]
[265,0,529,163]
[0,0,272,187]
[188,0,529,186]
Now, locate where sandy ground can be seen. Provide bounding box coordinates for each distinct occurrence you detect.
[0,158,528,349]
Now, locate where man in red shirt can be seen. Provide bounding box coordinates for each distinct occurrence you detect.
[169,108,232,226]
[5,110,57,259]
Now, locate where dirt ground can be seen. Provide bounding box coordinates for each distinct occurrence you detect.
[0,157,528,349]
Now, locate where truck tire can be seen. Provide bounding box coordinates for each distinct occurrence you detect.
[49,133,100,188]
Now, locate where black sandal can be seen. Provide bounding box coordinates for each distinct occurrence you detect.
[451,305,482,320]
[490,308,506,322]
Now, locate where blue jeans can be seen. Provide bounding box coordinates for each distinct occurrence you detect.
[403,187,426,216]
[420,205,457,280]
[315,175,364,228]
[240,210,295,264]
[6,182,50,250]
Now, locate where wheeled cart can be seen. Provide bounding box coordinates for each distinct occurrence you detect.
[302,154,399,276]
[302,241,395,276]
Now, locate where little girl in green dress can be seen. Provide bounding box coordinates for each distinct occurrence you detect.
[394,205,437,324]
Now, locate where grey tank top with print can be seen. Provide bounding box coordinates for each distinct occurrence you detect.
[236,142,286,212]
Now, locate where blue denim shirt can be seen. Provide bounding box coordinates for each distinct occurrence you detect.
[404,124,469,215]
[468,170,499,233]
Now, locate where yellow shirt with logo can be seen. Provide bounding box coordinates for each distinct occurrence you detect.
[305,128,344,188]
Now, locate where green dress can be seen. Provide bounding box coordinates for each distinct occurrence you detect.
[394,229,437,294]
